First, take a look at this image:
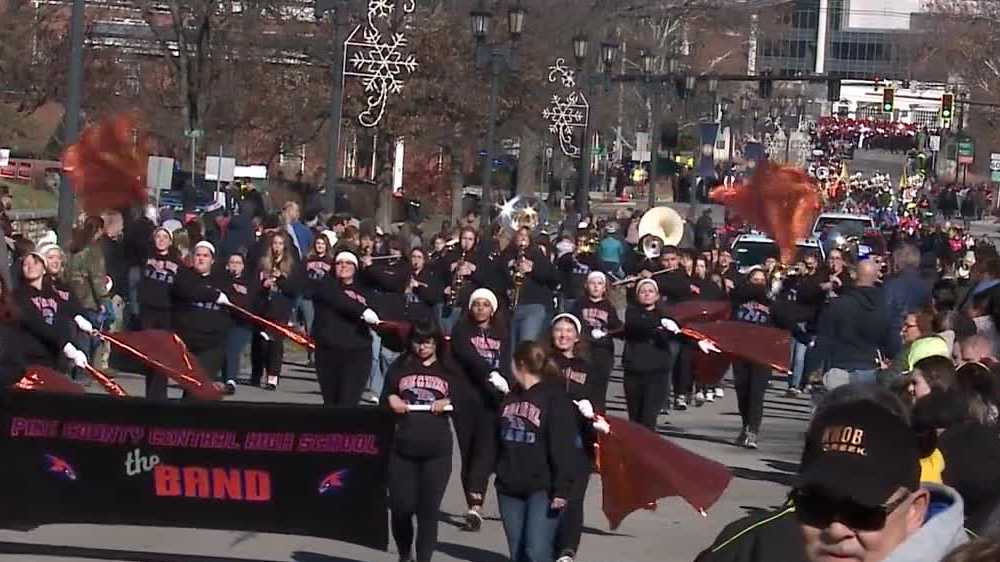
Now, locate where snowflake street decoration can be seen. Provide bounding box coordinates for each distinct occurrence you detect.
[343,0,418,128]
[542,91,589,159]
[542,57,589,158]
[547,58,576,89]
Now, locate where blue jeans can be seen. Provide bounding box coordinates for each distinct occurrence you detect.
[511,304,548,346]
[789,339,808,389]
[224,325,252,382]
[368,329,386,396]
[498,491,561,562]
[437,304,463,337]
[74,309,104,380]
[300,299,316,336]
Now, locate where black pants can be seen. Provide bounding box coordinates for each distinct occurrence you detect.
[555,461,591,556]
[590,348,614,412]
[141,308,171,400]
[733,361,770,433]
[315,345,371,406]
[454,398,497,508]
[389,451,452,562]
[624,370,669,430]
[251,331,284,386]
[672,342,694,397]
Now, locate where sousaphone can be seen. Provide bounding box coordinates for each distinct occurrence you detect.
[637,206,685,259]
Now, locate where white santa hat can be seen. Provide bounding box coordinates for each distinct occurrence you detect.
[335,251,359,267]
[586,271,607,285]
[636,278,659,295]
[469,288,498,315]
[321,230,338,248]
[551,313,582,334]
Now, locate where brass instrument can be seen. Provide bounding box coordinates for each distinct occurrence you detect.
[510,248,527,310]
[447,249,469,308]
[577,226,600,255]
[636,206,685,260]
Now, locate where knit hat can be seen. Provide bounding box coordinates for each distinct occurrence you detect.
[636,278,659,295]
[551,313,582,334]
[335,251,359,267]
[469,288,498,314]
[194,240,216,255]
[587,271,607,285]
[907,336,951,369]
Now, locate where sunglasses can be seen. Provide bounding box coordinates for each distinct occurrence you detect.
[792,489,910,531]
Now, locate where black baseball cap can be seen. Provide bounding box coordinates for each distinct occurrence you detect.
[797,401,920,508]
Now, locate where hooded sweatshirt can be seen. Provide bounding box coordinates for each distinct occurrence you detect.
[882,483,967,562]
[813,285,893,371]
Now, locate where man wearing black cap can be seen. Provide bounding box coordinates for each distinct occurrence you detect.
[795,401,966,562]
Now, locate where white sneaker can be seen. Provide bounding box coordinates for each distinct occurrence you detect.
[556,556,575,562]
[360,390,380,405]
[704,392,715,403]
[714,387,725,398]
[694,391,705,406]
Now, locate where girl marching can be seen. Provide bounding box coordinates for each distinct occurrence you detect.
[569,271,623,412]
[253,231,303,390]
[137,225,184,398]
[383,320,464,562]
[623,279,681,430]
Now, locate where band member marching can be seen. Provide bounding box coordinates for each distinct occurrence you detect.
[547,313,606,562]
[504,226,558,345]
[311,251,381,406]
[404,247,443,325]
[623,279,681,430]
[495,341,582,562]
[383,320,464,562]
[222,252,258,392]
[439,227,500,335]
[450,288,510,531]
[172,241,235,395]
[555,230,603,313]
[569,271,622,412]
[14,251,91,373]
[302,232,335,366]
[253,231,303,390]
[138,226,184,398]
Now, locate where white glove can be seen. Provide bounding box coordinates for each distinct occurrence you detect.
[361,308,380,325]
[697,339,722,354]
[592,417,611,435]
[215,292,231,306]
[488,371,510,394]
[574,399,595,420]
[69,350,89,370]
[73,315,94,333]
[660,318,681,334]
[591,328,607,340]
[63,342,82,360]
[260,331,271,342]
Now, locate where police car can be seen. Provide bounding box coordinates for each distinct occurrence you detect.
[730,232,825,274]
[811,212,876,239]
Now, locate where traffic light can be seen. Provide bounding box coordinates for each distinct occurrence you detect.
[758,71,773,99]
[827,78,841,102]
[882,87,895,113]
[941,93,954,121]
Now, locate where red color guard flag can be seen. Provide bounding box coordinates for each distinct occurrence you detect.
[99,330,222,400]
[665,300,731,325]
[683,321,792,373]
[61,113,149,215]
[596,416,732,528]
[13,366,86,394]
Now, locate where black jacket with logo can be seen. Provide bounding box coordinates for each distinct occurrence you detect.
[623,304,675,372]
[450,317,510,405]
[311,278,371,350]
[495,380,583,500]
[13,282,81,368]
[501,245,559,308]
[381,356,462,459]
[138,252,183,312]
[571,298,623,354]
[173,268,229,352]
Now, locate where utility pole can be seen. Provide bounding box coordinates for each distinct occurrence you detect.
[58,0,85,241]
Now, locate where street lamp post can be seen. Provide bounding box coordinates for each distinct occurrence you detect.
[317,0,351,213]
[571,35,617,218]
[470,1,525,225]
[641,50,660,211]
[58,0,85,242]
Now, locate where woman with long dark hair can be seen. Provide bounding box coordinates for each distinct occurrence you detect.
[0,274,25,387]
[253,231,303,390]
[383,320,462,562]
[14,252,90,372]
[403,247,443,325]
[496,341,580,562]
[449,288,510,531]
[302,233,334,366]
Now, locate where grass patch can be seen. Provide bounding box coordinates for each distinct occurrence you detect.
[1,180,57,211]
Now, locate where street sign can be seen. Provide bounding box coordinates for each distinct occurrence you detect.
[634,132,650,162]
[184,129,205,139]
[929,135,941,152]
[992,170,1000,183]
[146,156,174,192]
[205,156,235,182]
[990,153,1000,172]
[958,139,975,165]
[0,149,8,167]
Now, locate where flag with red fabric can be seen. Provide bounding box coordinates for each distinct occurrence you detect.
[596,416,732,529]
[100,330,222,400]
[683,321,792,373]
[61,113,149,215]
[693,351,732,386]
[709,162,821,264]
[13,366,86,394]
[665,300,731,325]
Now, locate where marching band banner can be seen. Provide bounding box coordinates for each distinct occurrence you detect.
[0,391,394,550]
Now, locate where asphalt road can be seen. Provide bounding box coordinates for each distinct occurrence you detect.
[0,344,812,562]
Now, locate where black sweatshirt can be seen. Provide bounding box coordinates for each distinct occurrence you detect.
[138,252,183,312]
[571,298,623,354]
[555,252,603,300]
[310,278,371,350]
[381,355,459,459]
[450,317,510,405]
[495,380,582,500]
[172,268,229,352]
[13,282,81,368]
[0,322,26,388]
[439,246,506,308]
[403,265,444,324]
[623,304,675,372]
[255,262,304,325]
[550,354,598,403]
[501,245,559,308]
[303,256,333,298]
